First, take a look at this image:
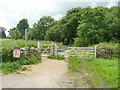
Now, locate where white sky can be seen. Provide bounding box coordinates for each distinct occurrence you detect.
[0,0,119,36]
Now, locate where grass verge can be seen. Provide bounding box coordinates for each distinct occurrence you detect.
[68,56,118,88]
[2,39,63,48]
[1,55,41,75]
[47,55,64,60]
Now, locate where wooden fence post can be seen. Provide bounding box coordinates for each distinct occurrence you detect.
[65,51,68,62]
[95,45,97,58]
[38,42,41,53]
[50,43,54,56]
[55,44,57,57]
[53,44,57,57]
[50,43,57,57]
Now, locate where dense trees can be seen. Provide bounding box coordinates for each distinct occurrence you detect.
[29,16,55,40]
[9,6,119,46]
[0,27,6,38]
[77,6,119,46]
[9,19,29,39]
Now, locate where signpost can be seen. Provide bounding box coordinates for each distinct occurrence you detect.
[24,28,29,60]
[13,48,20,58]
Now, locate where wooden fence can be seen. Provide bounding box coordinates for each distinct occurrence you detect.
[97,50,120,59]
[37,42,120,59]
[37,42,52,55]
[67,47,95,58]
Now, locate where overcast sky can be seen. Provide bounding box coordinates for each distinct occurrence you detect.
[0,0,119,36]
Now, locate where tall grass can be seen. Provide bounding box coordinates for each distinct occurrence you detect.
[1,39,63,48]
[1,55,41,74]
[68,56,118,88]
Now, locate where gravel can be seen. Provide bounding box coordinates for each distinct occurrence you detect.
[2,57,68,88]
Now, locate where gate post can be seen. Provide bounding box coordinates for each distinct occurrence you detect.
[38,42,41,52]
[95,45,97,58]
[50,43,54,56]
[53,43,57,57]
[65,50,68,62]
[50,43,57,57]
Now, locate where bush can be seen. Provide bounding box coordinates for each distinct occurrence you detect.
[2,55,41,74]
[64,38,68,45]
[97,42,119,58]
[2,47,41,62]
[2,47,25,62]
[73,38,87,47]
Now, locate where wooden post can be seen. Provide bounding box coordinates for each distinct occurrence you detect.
[55,44,57,57]
[53,43,57,57]
[65,51,68,62]
[38,42,41,52]
[38,42,41,56]
[95,45,97,58]
[50,43,54,56]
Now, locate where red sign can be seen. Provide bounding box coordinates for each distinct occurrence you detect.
[13,48,20,58]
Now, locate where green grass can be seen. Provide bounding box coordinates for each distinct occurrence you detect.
[68,56,81,72]
[68,56,118,88]
[1,55,41,75]
[1,39,63,48]
[47,55,64,60]
[1,39,64,74]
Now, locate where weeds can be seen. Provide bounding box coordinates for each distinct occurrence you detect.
[47,55,64,60]
[2,55,41,75]
[68,56,118,88]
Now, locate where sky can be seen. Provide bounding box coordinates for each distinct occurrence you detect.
[0,0,119,36]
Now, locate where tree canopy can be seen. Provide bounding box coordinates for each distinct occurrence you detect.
[0,27,6,38]
[9,19,29,39]
[9,6,119,46]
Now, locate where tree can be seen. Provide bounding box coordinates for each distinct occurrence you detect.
[9,27,20,39]
[17,19,29,38]
[45,21,63,42]
[77,7,107,45]
[30,16,55,40]
[77,6,119,46]
[0,27,6,38]
[60,8,82,44]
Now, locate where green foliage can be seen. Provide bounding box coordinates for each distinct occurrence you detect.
[45,20,63,42]
[77,6,119,46]
[84,57,118,88]
[30,16,55,40]
[68,56,81,71]
[2,39,63,48]
[68,56,118,88]
[21,67,27,71]
[0,27,6,39]
[73,37,87,47]
[96,42,119,59]
[64,38,68,45]
[47,55,64,60]
[2,55,41,74]
[97,42,118,51]
[17,19,29,39]
[8,6,119,45]
[9,19,29,39]
[2,47,24,62]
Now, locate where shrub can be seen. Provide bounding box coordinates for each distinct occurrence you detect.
[2,55,41,74]
[2,47,41,62]
[64,38,68,45]
[2,47,25,62]
[97,42,119,58]
[73,37,87,47]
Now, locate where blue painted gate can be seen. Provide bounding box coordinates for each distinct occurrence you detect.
[57,47,68,51]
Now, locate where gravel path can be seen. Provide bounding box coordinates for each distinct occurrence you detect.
[2,56,68,88]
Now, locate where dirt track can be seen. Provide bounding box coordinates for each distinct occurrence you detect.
[2,56,68,88]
